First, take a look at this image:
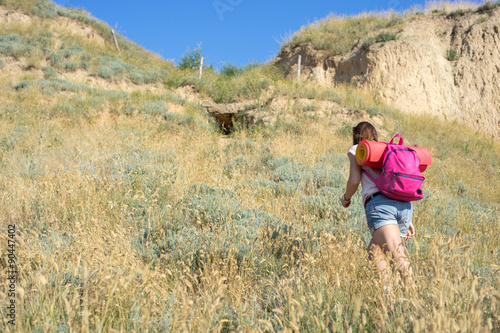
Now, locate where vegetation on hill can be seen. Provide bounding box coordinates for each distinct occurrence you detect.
[0,1,499,331]
[279,1,500,57]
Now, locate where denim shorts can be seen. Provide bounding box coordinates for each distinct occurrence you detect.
[365,194,413,237]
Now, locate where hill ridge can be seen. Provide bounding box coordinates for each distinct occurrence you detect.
[276,5,500,138]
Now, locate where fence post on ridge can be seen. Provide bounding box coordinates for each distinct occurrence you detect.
[199,57,204,79]
[297,55,301,83]
[111,29,121,55]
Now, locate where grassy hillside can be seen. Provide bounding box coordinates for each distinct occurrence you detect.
[0,1,499,332]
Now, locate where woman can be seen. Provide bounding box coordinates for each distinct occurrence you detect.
[340,122,415,285]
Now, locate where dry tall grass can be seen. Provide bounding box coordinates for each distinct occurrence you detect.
[0,77,498,332]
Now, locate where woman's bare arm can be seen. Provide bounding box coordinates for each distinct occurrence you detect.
[340,153,362,207]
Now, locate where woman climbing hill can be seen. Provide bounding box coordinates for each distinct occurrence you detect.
[340,121,415,287]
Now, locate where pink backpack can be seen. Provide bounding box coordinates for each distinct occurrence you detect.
[363,134,425,201]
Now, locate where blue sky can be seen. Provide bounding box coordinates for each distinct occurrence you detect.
[53,0,430,68]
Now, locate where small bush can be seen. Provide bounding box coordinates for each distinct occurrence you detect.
[94,56,132,79]
[223,156,248,178]
[477,1,500,12]
[42,66,57,79]
[337,122,352,138]
[0,59,5,69]
[302,104,317,112]
[181,184,243,228]
[14,80,30,90]
[61,45,90,60]
[368,107,381,117]
[51,103,76,117]
[220,62,242,77]
[32,0,59,18]
[49,45,91,71]
[64,60,77,72]
[49,52,63,67]
[446,48,459,61]
[448,9,470,17]
[161,92,186,105]
[79,61,92,70]
[0,34,35,58]
[129,69,164,85]
[374,31,398,43]
[179,46,202,71]
[361,38,374,50]
[123,105,137,116]
[140,101,169,118]
[162,112,194,126]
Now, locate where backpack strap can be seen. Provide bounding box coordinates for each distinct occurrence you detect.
[389,134,403,145]
[362,169,377,182]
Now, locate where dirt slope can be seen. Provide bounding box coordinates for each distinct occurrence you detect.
[276,8,500,138]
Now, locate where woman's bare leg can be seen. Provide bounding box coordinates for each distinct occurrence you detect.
[367,238,389,277]
[370,225,413,285]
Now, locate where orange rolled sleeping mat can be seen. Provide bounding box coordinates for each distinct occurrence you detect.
[356,140,432,172]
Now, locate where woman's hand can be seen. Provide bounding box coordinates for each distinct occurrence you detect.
[340,195,351,208]
[405,223,415,241]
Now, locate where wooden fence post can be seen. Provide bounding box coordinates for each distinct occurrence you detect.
[111,29,121,55]
[199,57,204,79]
[297,55,301,83]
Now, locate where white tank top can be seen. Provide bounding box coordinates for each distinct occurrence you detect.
[348,145,381,206]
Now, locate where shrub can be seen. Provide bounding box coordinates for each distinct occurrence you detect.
[0,59,5,69]
[220,62,243,77]
[223,156,248,178]
[14,80,30,90]
[79,61,92,70]
[32,0,59,18]
[323,90,342,103]
[181,184,243,228]
[94,56,132,79]
[273,118,304,136]
[446,48,459,61]
[64,60,77,72]
[448,9,467,17]
[42,66,57,79]
[477,1,500,12]
[129,69,165,85]
[374,31,398,43]
[242,178,302,198]
[179,46,202,71]
[336,122,352,138]
[0,34,35,58]
[49,45,91,71]
[61,45,90,60]
[161,112,194,127]
[51,103,76,117]
[49,52,63,67]
[140,101,169,118]
[368,107,381,117]
[161,92,186,105]
[361,37,374,50]
[123,105,137,116]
